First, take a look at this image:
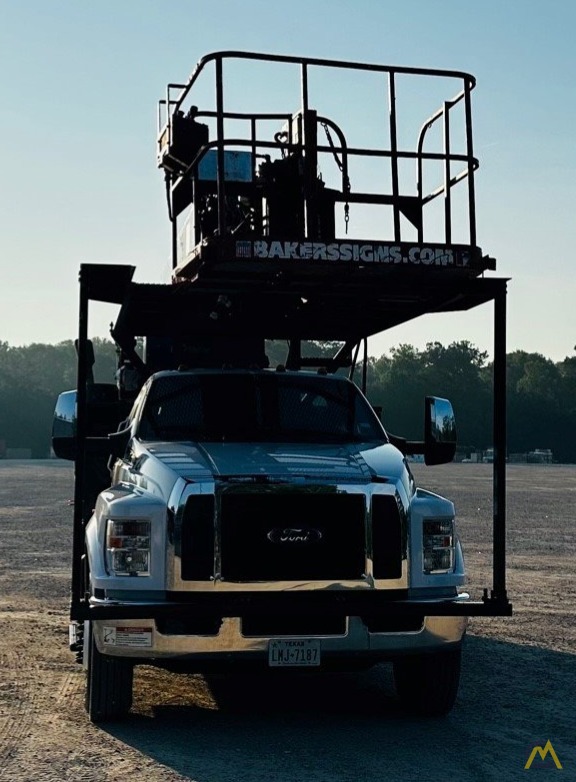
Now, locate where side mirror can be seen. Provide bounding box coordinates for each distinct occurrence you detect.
[424,396,457,465]
[52,390,77,460]
[51,384,126,461]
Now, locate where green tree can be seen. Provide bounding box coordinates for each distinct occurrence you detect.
[1,338,575,462]
[506,350,575,461]
[368,344,428,438]
[421,341,491,451]
[0,339,118,457]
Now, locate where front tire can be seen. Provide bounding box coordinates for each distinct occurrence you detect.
[393,646,462,717]
[85,623,134,723]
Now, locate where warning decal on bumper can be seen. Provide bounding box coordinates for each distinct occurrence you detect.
[102,626,153,648]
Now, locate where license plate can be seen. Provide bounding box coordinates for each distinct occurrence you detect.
[268,639,321,667]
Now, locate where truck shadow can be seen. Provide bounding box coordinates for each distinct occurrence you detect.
[103,636,576,781]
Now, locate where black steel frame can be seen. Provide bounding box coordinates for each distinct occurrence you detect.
[70,267,511,620]
[68,52,511,622]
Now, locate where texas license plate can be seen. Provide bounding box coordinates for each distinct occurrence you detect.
[268,639,321,667]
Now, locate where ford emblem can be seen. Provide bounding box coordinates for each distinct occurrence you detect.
[267,527,323,544]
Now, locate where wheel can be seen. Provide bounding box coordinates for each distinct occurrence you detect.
[85,623,134,723]
[393,646,462,717]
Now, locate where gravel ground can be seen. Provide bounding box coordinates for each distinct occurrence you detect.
[0,460,574,781]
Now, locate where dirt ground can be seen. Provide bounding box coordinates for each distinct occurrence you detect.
[0,460,574,781]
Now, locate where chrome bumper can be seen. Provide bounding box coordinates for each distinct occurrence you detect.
[93,611,468,661]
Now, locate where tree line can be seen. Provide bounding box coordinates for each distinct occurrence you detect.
[1,339,575,462]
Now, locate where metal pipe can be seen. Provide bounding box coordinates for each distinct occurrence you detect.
[349,341,361,381]
[388,71,400,241]
[171,195,178,268]
[443,102,451,244]
[76,597,512,621]
[362,338,368,394]
[300,61,309,114]
[464,82,477,247]
[492,281,508,602]
[70,270,89,616]
[215,55,226,239]
[300,63,317,239]
[172,50,476,114]
[178,136,474,170]
[251,117,257,180]
[416,132,425,243]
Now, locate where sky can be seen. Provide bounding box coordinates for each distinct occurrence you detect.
[1,0,575,362]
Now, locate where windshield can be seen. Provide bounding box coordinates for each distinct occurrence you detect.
[137,372,386,444]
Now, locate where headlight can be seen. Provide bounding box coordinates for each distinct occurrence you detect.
[105,519,150,576]
[422,519,454,573]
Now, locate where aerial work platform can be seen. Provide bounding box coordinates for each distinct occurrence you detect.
[83,51,505,369]
[156,51,493,286]
[70,52,510,636]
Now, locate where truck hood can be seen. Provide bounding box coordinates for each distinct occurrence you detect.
[144,440,408,484]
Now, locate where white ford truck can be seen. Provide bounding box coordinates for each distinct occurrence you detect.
[53,51,511,722]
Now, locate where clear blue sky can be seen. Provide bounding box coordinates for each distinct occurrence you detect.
[1,0,575,361]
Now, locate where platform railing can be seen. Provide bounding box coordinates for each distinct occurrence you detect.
[158,51,479,261]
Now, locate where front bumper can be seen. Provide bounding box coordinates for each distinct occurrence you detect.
[93,613,468,662]
[80,588,511,622]
[89,592,474,662]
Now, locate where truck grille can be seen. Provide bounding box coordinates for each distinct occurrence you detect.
[220,492,366,581]
[180,495,215,580]
[371,494,404,579]
[180,490,404,583]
